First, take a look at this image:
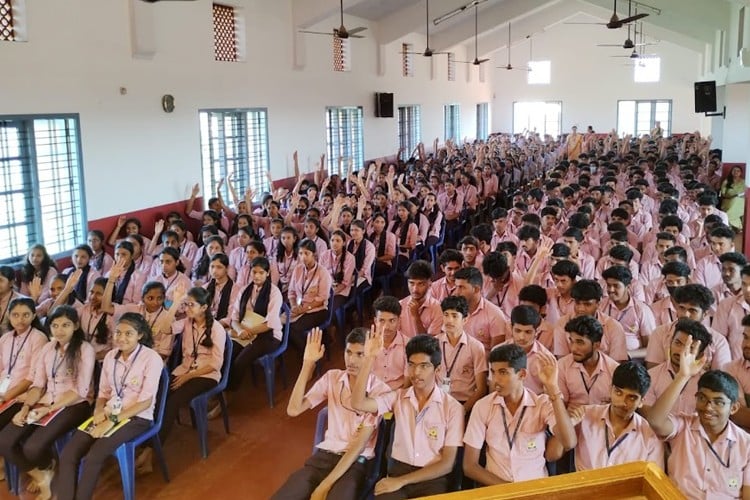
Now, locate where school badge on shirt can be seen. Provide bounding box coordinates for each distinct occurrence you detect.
[526,440,537,452]
[427,427,439,440]
[729,478,739,490]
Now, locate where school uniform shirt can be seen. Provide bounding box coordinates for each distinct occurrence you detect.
[435,332,487,402]
[374,385,464,468]
[369,231,398,262]
[645,321,730,371]
[307,236,329,258]
[713,295,750,360]
[304,369,391,459]
[347,239,376,287]
[545,290,575,327]
[112,303,174,357]
[76,303,114,356]
[228,246,246,280]
[171,319,226,382]
[398,296,443,338]
[553,312,629,362]
[599,296,657,351]
[61,266,102,300]
[457,184,479,211]
[490,230,520,251]
[464,388,556,483]
[428,277,456,304]
[388,222,419,257]
[98,345,163,420]
[722,359,750,407]
[203,279,241,321]
[496,339,555,396]
[712,283,740,312]
[557,351,619,407]
[424,210,443,240]
[271,252,298,289]
[643,362,700,416]
[263,236,280,258]
[695,253,724,291]
[0,291,28,333]
[463,297,508,353]
[574,404,664,470]
[32,340,96,405]
[664,414,750,499]
[374,332,409,390]
[437,191,465,221]
[229,282,283,342]
[106,267,148,306]
[287,264,332,315]
[482,272,522,318]
[319,249,356,297]
[0,327,48,395]
[90,251,114,276]
[154,271,193,309]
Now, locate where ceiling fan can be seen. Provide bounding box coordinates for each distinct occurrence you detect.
[299,0,367,40]
[404,0,449,57]
[455,3,490,66]
[565,0,649,29]
[596,4,654,48]
[611,23,656,59]
[139,0,197,2]
[496,23,530,71]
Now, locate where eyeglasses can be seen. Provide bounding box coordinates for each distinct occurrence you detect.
[695,392,730,409]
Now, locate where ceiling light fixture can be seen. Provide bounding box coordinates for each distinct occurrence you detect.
[433,0,488,26]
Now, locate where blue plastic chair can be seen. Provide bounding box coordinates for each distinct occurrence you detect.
[335,271,358,338]
[188,332,233,459]
[355,260,376,326]
[253,303,291,408]
[429,222,446,272]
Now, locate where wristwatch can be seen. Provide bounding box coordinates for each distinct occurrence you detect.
[109,414,119,424]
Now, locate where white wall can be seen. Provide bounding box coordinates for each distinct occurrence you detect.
[489,16,702,135]
[722,83,750,166]
[0,0,491,220]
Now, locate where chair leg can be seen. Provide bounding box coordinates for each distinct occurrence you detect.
[5,461,19,496]
[152,437,171,483]
[114,445,136,500]
[261,359,276,408]
[192,400,210,459]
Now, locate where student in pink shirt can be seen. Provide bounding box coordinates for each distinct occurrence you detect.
[459,235,483,271]
[546,260,579,327]
[0,267,27,332]
[435,296,488,412]
[561,228,596,280]
[490,208,520,251]
[643,318,712,416]
[124,234,153,277]
[320,230,355,315]
[54,312,164,500]
[463,343,577,485]
[106,216,152,253]
[263,218,283,257]
[371,296,409,389]
[723,315,750,429]
[227,227,252,279]
[515,225,543,275]
[502,305,556,395]
[203,254,239,327]
[168,220,199,275]
[645,339,750,499]
[191,236,225,286]
[713,264,750,359]
[557,315,620,408]
[645,260,691,308]
[0,306,94,498]
[154,247,193,311]
[695,225,735,290]
[347,220,376,291]
[106,241,147,306]
[86,230,114,276]
[389,202,419,265]
[399,261,443,338]
[421,193,443,250]
[273,327,391,499]
[713,252,746,306]
[352,333,464,498]
[61,245,101,304]
[273,226,300,296]
[428,250,463,303]
[302,217,330,258]
[454,267,508,353]
[19,244,58,305]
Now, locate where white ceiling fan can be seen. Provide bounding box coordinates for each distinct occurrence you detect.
[455,3,490,66]
[496,22,530,72]
[404,0,449,57]
[299,0,367,39]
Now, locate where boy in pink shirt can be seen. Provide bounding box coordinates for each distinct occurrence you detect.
[428,250,463,303]
[502,305,556,395]
[372,296,409,390]
[352,333,464,498]
[273,328,390,500]
[645,337,750,499]
[399,261,443,338]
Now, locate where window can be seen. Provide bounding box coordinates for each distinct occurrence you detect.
[398,106,421,161]
[333,36,351,72]
[326,106,363,177]
[476,103,489,141]
[213,3,245,62]
[512,101,561,138]
[0,115,86,263]
[0,0,14,41]
[617,99,671,138]
[527,60,551,85]
[444,104,460,142]
[633,57,660,83]
[447,53,456,81]
[402,43,414,77]
[199,109,270,204]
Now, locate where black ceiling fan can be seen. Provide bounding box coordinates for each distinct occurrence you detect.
[299,0,367,39]
[139,0,197,2]
[565,0,649,29]
[455,3,490,66]
[597,3,655,48]
[404,0,449,57]
[496,22,530,72]
[611,23,656,59]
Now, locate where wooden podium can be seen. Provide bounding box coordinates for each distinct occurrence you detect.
[421,462,685,500]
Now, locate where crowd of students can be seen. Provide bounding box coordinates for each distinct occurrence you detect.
[0,128,747,499]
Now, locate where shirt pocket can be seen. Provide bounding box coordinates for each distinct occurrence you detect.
[514,430,546,462]
[421,419,447,449]
[712,464,743,496]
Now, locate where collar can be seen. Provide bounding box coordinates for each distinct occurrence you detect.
[403,384,444,408]
[493,387,538,409]
[691,416,738,445]
[442,331,468,348]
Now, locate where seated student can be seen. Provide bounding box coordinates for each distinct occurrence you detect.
[86,230,114,276]
[389,202,419,264]
[191,235,226,286]
[226,214,256,253]
[516,225,543,275]
[515,285,556,351]
[54,312,164,500]
[319,230,355,314]
[594,244,640,289]
[713,264,750,360]
[649,261,691,323]
[107,216,152,252]
[459,235,483,271]
[167,220,199,277]
[153,247,193,310]
[273,225,300,297]
[546,260,579,326]
[501,305,556,395]
[371,296,409,390]
[124,234,153,276]
[54,275,114,361]
[561,228,596,279]
[454,267,508,353]
[226,257,283,392]
[227,227,253,278]
[399,260,443,338]
[645,284,730,370]
[302,217,330,258]
[0,266,28,333]
[644,342,750,499]
[263,217,284,257]
[435,296,487,413]
[643,318,712,416]
[600,265,656,359]
[272,328,391,500]
[713,252,746,305]
[107,241,148,306]
[482,252,523,318]
[428,249,463,303]
[369,212,397,279]
[463,343,577,486]
[0,306,94,499]
[287,239,333,353]
[421,192,443,250]
[235,240,279,289]
[639,232,677,284]
[691,213,724,262]
[351,333,464,499]
[19,245,58,304]
[203,253,239,328]
[553,280,628,362]
[61,245,101,304]
[557,316,620,408]
[723,315,750,430]
[695,225,736,290]
[346,220,376,293]
[490,208,520,250]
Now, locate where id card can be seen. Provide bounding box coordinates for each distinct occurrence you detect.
[109,396,123,416]
[440,377,451,394]
[0,375,10,396]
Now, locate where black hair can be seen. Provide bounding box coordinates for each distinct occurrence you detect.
[47,305,85,375]
[160,246,186,274]
[510,305,541,328]
[602,265,633,286]
[562,227,584,242]
[491,208,508,220]
[672,284,714,312]
[612,361,651,397]
[405,334,441,368]
[454,266,484,288]
[571,279,603,301]
[655,231,676,244]
[660,215,683,232]
[405,260,433,281]
[664,246,688,262]
[672,317,712,356]
[489,343,527,371]
[459,235,479,249]
[204,253,234,321]
[194,235,225,280]
[564,315,604,343]
[117,312,155,348]
[187,287,215,348]
[440,295,469,317]
[719,252,748,267]
[481,251,508,280]
[470,224,493,245]
[710,225,736,240]
[661,261,691,278]
[21,244,57,285]
[517,225,541,242]
[551,243,570,258]
[345,327,368,346]
[698,370,740,404]
[373,295,402,316]
[8,297,45,334]
[277,226,300,263]
[551,260,580,279]
[518,284,547,308]
[495,241,518,256]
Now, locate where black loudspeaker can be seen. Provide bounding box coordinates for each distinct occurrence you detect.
[694,81,717,113]
[375,92,394,118]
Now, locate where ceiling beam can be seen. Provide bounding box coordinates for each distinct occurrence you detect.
[371,0,478,47]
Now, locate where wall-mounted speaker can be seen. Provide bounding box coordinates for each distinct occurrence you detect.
[694,81,717,113]
[375,92,394,118]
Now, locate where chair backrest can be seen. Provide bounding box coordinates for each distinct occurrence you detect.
[312,406,328,453]
[324,288,335,324]
[153,367,171,428]
[215,331,234,392]
[278,302,291,352]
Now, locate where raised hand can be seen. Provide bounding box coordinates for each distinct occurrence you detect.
[536,350,560,392]
[65,268,83,290]
[568,406,585,426]
[191,183,200,197]
[364,324,384,358]
[108,259,127,281]
[28,276,43,301]
[536,238,554,260]
[678,335,707,378]
[117,215,127,227]
[303,328,326,364]
[154,219,165,236]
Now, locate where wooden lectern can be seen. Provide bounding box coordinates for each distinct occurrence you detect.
[420,461,685,499]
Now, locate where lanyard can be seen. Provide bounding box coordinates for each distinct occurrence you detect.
[279,253,294,280]
[113,344,143,398]
[0,295,11,326]
[51,347,67,379]
[500,405,528,451]
[580,371,600,395]
[162,272,180,294]
[604,422,630,457]
[144,307,164,330]
[704,438,732,469]
[608,303,629,323]
[442,342,464,378]
[495,284,510,307]
[86,310,104,339]
[191,321,208,362]
[301,265,318,297]
[6,328,32,375]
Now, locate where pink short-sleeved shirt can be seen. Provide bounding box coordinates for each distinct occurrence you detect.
[695,254,724,291]
[399,296,444,338]
[113,303,174,357]
[229,282,283,341]
[347,239,376,286]
[375,385,465,467]
[98,345,164,420]
[32,340,96,405]
[373,332,409,390]
[557,352,619,407]
[106,268,147,306]
[77,304,114,355]
[599,297,657,351]
[713,295,750,360]
[553,312,629,362]
[435,332,487,402]
[724,359,750,407]
[665,415,750,499]
[574,404,664,471]
[464,297,508,353]
[463,389,556,483]
[319,249,356,297]
[428,277,457,303]
[0,328,48,393]
[287,264,332,314]
[645,321,730,370]
[172,319,226,382]
[644,362,700,415]
[304,369,390,458]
